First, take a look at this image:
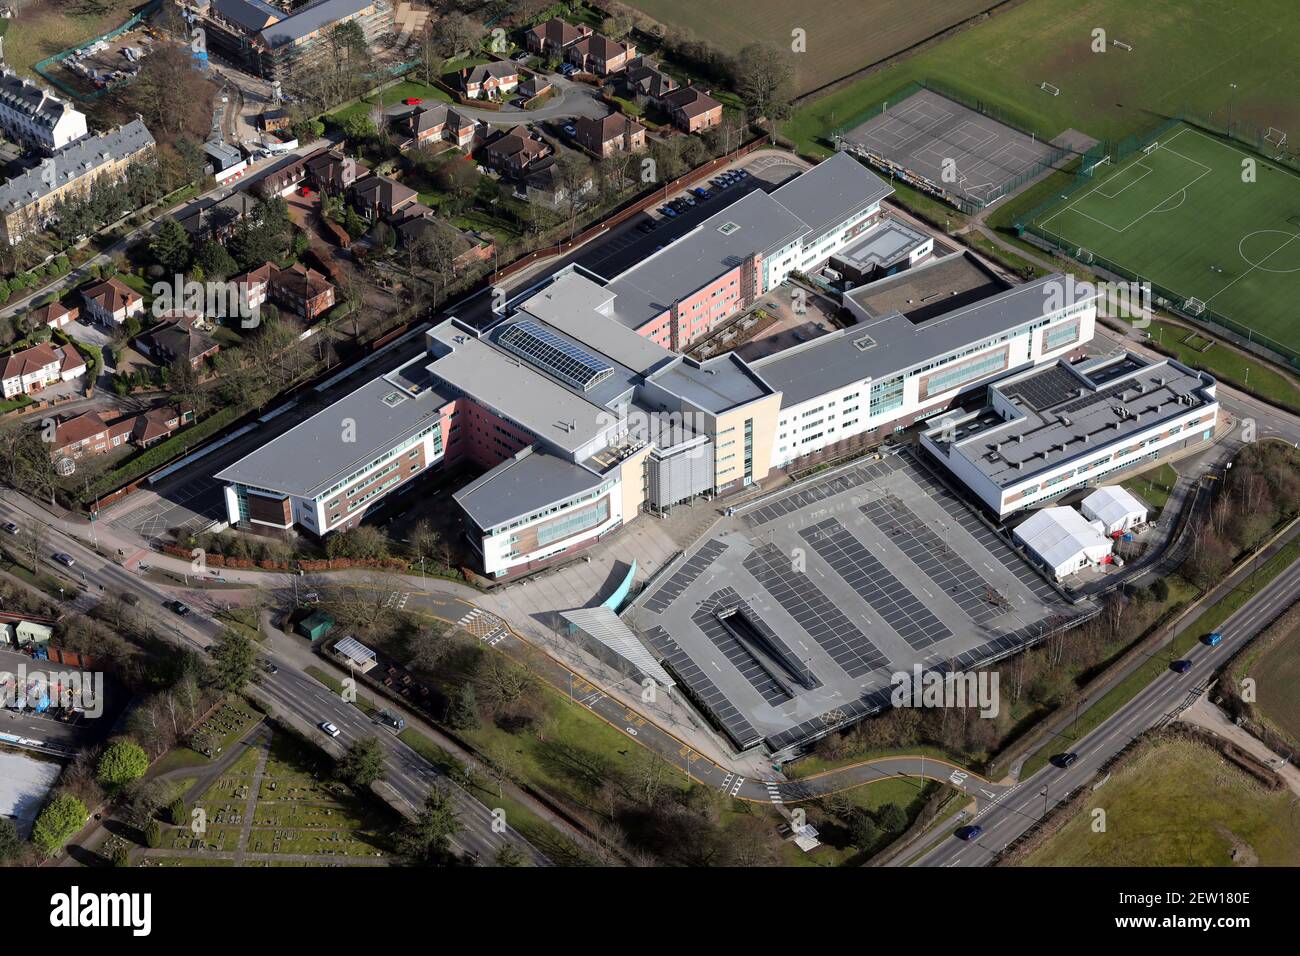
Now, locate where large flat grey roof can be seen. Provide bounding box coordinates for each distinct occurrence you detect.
[215,360,447,499]
[754,271,1096,407]
[769,150,893,240]
[606,190,807,330]
[426,323,613,455]
[454,447,604,530]
[648,354,772,413]
[514,270,674,374]
[259,0,373,47]
[833,216,931,273]
[0,119,154,212]
[928,352,1216,488]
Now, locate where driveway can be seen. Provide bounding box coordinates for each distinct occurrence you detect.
[453,75,609,126]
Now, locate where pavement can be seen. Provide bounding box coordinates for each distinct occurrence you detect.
[1178,691,1300,798]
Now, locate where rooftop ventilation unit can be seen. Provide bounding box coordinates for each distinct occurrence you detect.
[717,221,739,235]
[853,334,876,351]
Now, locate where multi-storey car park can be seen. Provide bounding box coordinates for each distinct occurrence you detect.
[214,150,1222,590]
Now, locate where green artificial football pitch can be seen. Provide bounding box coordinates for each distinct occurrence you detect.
[1026,124,1300,356]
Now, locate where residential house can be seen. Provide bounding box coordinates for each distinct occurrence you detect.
[1,341,85,398]
[480,126,552,178]
[393,214,495,274]
[350,174,419,222]
[0,69,88,153]
[175,190,257,242]
[567,33,636,76]
[0,119,155,246]
[573,112,646,158]
[525,17,591,57]
[257,151,313,198]
[517,74,552,101]
[305,149,366,194]
[236,261,336,321]
[394,104,476,150]
[31,301,78,330]
[462,62,518,100]
[660,86,723,133]
[81,277,144,326]
[49,404,195,461]
[616,57,677,103]
[135,313,221,369]
[517,160,596,210]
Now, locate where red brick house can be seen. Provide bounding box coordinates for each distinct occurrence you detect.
[573,113,646,158]
[49,404,195,461]
[462,62,518,100]
[234,262,336,322]
[567,33,636,76]
[525,18,591,57]
[480,126,552,177]
[660,86,724,133]
[30,300,78,330]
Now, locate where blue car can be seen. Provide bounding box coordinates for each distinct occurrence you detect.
[1203,632,1224,647]
[661,206,677,218]
[955,825,983,841]
[1170,659,1193,674]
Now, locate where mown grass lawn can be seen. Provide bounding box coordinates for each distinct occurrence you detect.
[1138,318,1300,414]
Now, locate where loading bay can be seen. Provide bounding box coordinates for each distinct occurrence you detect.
[628,450,1085,756]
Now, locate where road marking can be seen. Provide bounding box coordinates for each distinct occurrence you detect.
[729,776,746,797]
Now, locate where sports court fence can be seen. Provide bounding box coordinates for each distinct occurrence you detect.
[830,79,1072,214]
[1014,114,1300,368]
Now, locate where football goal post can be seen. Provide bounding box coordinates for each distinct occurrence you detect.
[1077,248,1095,264]
[1142,141,1160,158]
[1111,39,1133,51]
[1184,297,1207,316]
[1040,82,1060,96]
[1084,155,1111,176]
[1265,127,1288,148]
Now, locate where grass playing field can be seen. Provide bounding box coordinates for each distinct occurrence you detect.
[1254,623,1300,745]
[1025,124,1300,355]
[625,0,995,95]
[785,0,1300,160]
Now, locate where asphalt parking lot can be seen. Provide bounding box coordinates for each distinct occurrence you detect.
[628,450,1075,755]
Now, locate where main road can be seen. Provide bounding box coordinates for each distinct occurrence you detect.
[0,492,547,865]
[911,527,1300,867]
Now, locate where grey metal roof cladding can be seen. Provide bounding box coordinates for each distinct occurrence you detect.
[754,272,1097,407]
[833,217,930,273]
[770,150,893,240]
[212,0,283,32]
[931,352,1215,488]
[498,319,615,392]
[560,607,676,687]
[606,190,807,330]
[649,354,771,413]
[215,361,446,499]
[454,446,605,530]
[426,323,614,455]
[487,312,640,411]
[0,119,154,212]
[514,270,674,374]
[259,0,372,47]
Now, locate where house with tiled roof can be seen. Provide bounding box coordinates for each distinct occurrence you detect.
[394,104,476,150]
[480,126,552,178]
[525,17,591,57]
[0,69,88,153]
[616,57,677,103]
[235,261,336,322]
[49,404,194,461]
[30,300,78,330]
[462,62,518,100]
[350,173,419,222]
[660,86,723,133]
[135,313,221,369]
[305,149,366,193]
[81,277,144,326]
[573,113,646,158]
[567,33,636,76]
[1,341,85,398]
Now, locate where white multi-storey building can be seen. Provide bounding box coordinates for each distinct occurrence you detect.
[0,70,87,153]
[755,253,1098,469]
[920,352,1218,517]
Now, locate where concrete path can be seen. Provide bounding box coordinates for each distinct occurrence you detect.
[1179,692,1300,798]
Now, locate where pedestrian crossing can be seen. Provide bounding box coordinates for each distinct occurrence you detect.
[456,607,507,646]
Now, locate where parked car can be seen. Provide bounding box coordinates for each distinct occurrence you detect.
[319,721,340,738]
[402,97,423,105]
[1050,752,1079,769]
[297,186,313,197]
[561,123,577,137]
[1,521,18,535]
[559,63,577,76]
[1170,659,1193,674]
[692,187,710,199]
[1203,631,1224,647]
[53,552,75,568]
[661,206,677,218]
[170,601,191,616]
[377,709,405,730]
[955,824,983,841]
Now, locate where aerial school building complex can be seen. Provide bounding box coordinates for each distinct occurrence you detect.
[217,151,1215,577]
